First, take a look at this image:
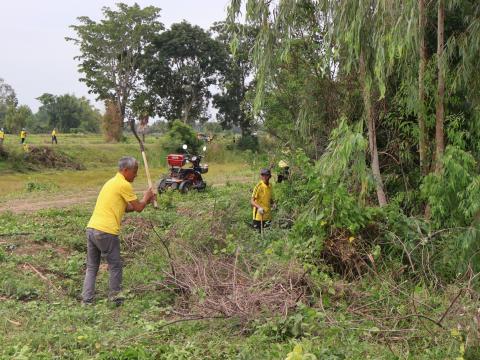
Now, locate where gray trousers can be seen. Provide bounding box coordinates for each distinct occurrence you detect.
[82,228,122,301]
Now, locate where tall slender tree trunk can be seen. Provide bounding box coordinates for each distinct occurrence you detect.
[435,0,445,173]
[359,51,387,207]
[418,0,428,175]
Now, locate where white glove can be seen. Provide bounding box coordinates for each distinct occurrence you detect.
[258,207,264,215]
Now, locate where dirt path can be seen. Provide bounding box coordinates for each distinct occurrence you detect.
[0,190,100,213]
[0,176,253,214]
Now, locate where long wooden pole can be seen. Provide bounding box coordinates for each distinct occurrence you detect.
[130,116,158,209]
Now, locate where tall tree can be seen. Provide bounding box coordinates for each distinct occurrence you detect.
[418,0,429,175]
[212,22,256,135]
[5,105,32,133]
[227,0,408,206]
[0,78,18,127]
[67,3,163,135]
[359,50,387,206]
[36,93,101,133]
[435,0,445,173]
[142,21,226,124]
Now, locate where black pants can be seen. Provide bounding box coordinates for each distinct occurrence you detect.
[52,136,57,144]
[252,220,271,232]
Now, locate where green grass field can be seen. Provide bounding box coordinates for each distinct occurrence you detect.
[0,135,475,359]
[0,133,253,200]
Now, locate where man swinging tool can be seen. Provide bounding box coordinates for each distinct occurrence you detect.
[251,168,274,232]
[81,157,156,306]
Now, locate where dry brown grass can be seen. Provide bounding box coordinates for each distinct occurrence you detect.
[161,244,310,323]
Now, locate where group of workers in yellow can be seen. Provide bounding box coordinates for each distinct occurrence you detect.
[82,156,290,306]
[0,128,58,146]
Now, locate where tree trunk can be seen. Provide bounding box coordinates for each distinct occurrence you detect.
[418,0,428,175]
[359,51,387,207]
[435,0,445,173]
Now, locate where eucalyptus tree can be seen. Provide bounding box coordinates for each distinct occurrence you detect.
[418,0,428,175]
[228,0,416,206]
[435,0,445,173]
[67,3,163,139]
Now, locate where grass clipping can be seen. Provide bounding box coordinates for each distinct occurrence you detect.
[163,245,309,323]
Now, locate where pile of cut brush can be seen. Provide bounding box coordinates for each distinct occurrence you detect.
[24,146,84,170]
[162,244,311,324]
[121,217,152,253]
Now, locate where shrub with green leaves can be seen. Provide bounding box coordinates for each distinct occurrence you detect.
[421,146,480,229]
[160,120,201,154]
[276,119,377,263]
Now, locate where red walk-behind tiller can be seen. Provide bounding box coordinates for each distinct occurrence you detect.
[157,144,208,194]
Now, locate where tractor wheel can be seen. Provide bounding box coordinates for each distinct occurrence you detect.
[158,179,168,193]
[179,180,192,194]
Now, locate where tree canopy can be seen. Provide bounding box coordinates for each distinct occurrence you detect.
[35,93,101,133]
[142,21,226,124]
[67,2,163,134]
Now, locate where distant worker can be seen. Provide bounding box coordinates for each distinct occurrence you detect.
[20,128,27,144]
[0,128,4,146]
[51,128,58,144]
[277,160,290,183]
[81,157,156,306]
[251,168,274,232]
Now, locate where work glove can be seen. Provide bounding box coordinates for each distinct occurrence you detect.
[258,207,264,215]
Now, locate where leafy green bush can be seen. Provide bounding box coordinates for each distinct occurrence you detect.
[421,146,480,229]
[160,120,201,153]
[276,120,376,264]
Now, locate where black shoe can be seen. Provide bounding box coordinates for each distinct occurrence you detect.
[81,299,94,306]
[112,298,124,307]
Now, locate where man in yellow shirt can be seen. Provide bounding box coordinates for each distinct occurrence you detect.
[51,128,57,144]
[20,128,27,144]
[0,128,4,147]
[251,168,274,232]
[82,156,155,305]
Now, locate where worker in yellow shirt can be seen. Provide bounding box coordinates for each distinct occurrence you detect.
[0,128,4,147]
[251,168,274,232]
[20,128,27,144]
[82,156,156,305]
[51,128,57,144]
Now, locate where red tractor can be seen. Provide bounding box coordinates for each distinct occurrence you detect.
[158,144,208,193]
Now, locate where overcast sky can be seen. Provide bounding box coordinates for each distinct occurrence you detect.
[0,0,230,112]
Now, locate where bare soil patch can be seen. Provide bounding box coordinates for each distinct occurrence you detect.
[7,236,71,258]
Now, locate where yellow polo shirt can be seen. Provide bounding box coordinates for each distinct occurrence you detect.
[87,173,138,235]
[52,130,56,136]
[20,131,26,139]
[0,131,4,139]
[252,180,273,221]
